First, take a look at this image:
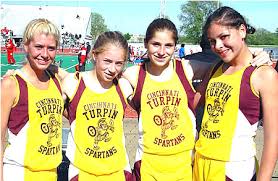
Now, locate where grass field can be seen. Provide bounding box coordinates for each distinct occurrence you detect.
[1,53,136,77]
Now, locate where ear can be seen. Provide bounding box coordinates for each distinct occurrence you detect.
[239,24,247,39]
[92,51,97,63]
[24,44,28,53]
[144,38,147,49]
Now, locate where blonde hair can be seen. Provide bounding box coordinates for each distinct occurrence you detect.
[23,18,60,47]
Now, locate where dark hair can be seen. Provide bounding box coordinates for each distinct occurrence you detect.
[93,31,128,60]
[203,6,255,36]
[181,44,185,47]
[200,33,211,50]
[145,18,178,45]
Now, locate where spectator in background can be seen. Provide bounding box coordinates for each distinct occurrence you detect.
[184,33,221,65]
[179,43,185,59]
[5,38,16,64]
[1,27,9,39]
[78,41,87,72]
[86,41,91,62]
[269,50,274,59]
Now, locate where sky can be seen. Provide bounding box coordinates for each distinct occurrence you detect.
[1,0,278,35]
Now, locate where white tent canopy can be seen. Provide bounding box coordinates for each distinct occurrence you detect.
[1,4,91,40]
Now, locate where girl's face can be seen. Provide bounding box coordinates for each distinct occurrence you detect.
[207,23,246,63]
[93,44,126,86]
[145,30,176,68]
[24,33,57,70]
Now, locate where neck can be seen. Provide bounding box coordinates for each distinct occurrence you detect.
[22,62,48,82]
[92,69,113,90]
[147,60,172,76]
[230,45,253,67]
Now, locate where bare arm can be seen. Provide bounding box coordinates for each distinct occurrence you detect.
[61,73,79,119]
[118,77,134,103]
[253,66,278,181]
[1,77,17,179]
[121,65,141,109]
[122,65,140,89]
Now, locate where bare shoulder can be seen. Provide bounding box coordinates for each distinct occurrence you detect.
[122,65,141,88]
[118,77,134,100]
[1,76,17,91]
[61,72,79,98]
[252,66,278,92]
[1,76,17,101]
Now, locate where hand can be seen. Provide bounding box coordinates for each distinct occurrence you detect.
[251,50,273,67]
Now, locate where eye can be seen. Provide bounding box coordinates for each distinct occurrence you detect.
[48,46,56,51]
[165,43,174,48]
[35,45,42,50]
[152,42,160,47]
[209,39,216,46]
[116,62,124,66]
[220,35,229,40]
[103,59,112,64]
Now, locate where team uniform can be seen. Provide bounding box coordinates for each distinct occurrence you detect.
[66,72,133,181]
[3,70,63,181]
[132,59,197,181]
[194,63,260,181]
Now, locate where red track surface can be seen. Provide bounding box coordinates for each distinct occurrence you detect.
[124,105,138,118]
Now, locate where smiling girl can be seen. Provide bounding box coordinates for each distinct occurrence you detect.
[193,7,278,181]
[1,18,63,181]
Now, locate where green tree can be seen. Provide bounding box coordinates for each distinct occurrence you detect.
[124,33,132,41]
[90,12,108,41]
[248,28,278,45]
[178,1,219,44]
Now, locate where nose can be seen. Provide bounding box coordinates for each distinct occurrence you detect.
[158,46,166,55]
[214,39,223,50]
[41,48,48,58]
[108,63,116,73]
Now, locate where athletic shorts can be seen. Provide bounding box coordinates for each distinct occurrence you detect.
[68,163,134,181]
[134,150,193,181]
[3,163,57,181]
[193,153,257,181]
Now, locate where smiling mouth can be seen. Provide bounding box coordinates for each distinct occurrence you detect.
[38,59,49,65]
[105,73,115,78]
[155,56,166,62]
[218,49,229,57]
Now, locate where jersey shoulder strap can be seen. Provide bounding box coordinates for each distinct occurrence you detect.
[113,79,127,112]
[132,63,146,113]
[175,59,196,115]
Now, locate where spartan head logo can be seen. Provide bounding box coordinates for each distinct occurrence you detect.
[153,106,179,139]
[88,118,115,150]
[40,114,61,147]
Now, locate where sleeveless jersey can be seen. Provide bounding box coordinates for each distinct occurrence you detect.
[3,70,63,171]
[133,59,197,157]
[66,73,129,175]
[195,63,260,161]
